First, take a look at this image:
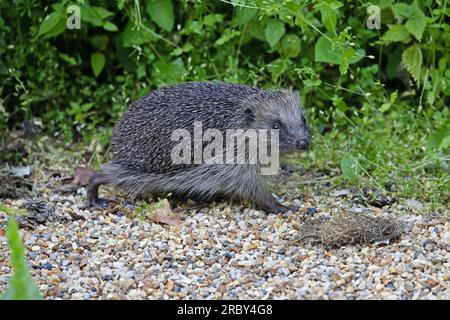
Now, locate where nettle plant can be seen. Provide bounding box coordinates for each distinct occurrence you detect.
[379,0,450,109]
[36,1,119,78]
[34,0,449,108]
[35,0,365,80]
[2,0,448,151]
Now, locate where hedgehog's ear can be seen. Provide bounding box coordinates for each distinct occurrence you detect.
[244,108,255,124]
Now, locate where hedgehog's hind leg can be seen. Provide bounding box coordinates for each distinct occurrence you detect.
[87,171,112,208]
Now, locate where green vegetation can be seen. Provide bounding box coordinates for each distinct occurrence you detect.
[0,205,42,300]
[0,0,448,204]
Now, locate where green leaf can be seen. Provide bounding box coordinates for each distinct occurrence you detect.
[405,7,427,41]
[146,0,174,32]
[390,91,398,104]
[247,20,266,41]
[339,46,359,75]
[314,36,365,65]
[280,34,301,58]
[103,21,118,32]
[81,6,114,26]
[427,128,450,149]
[171,42,193,56]
[382,25,410,43]
[314,1,343,33]
[59,53,78,66]
[44,18,67,38]
[80,102,95,113]
[51,3,66,13]
[91,52,106,77]
[340,154,360,182]
[315,36,340,64]
[264,20,285,48]
[440,135,450,149]
[1,218,42,300]
[214,28,240,46]
[203,14,224,27]
[376,0,395,10]
[267,58,288,82]
[122,23,157,47]
[235,7,257,26]
[91,6,114,19]
[152,58,186,85]
[379,103,392,113]
[37,12,64,37]
[402,44,422,84]
[391,3,413,20]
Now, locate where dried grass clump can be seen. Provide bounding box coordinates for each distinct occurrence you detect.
[296,213,405,247]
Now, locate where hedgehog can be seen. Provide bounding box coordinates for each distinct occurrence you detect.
[87,82,311,213]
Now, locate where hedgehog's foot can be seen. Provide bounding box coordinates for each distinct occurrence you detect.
[87,197,111,209]
[255,197,295,215]
[273,203,300,214]
[284,204,301,213]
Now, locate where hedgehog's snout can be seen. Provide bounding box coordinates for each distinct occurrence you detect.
[296,139,309,150]
[296,117,312,150]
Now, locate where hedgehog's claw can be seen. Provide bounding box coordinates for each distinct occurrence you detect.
[87,198,111,209]
[272,203,292,214]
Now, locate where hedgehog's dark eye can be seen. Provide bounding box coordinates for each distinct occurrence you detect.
[272,122,280,130]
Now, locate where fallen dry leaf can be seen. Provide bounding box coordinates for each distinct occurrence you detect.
[151,213,182,226]
[150,201,182,226]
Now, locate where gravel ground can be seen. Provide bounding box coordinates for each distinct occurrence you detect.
[0,186,449,300]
